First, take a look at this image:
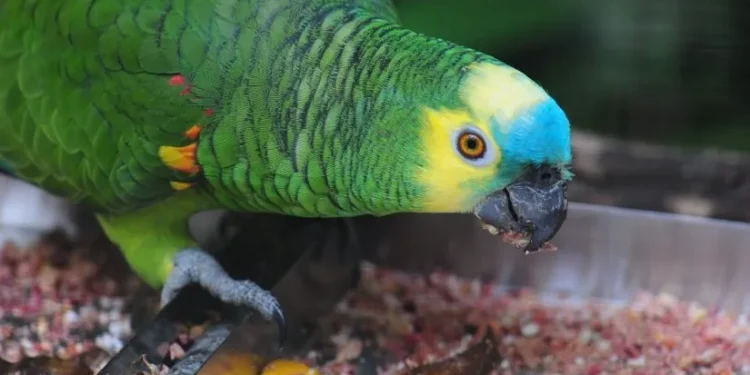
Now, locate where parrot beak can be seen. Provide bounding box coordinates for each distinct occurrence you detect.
[473,166,568,253]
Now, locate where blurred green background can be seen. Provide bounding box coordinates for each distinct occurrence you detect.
[393,0,750,153]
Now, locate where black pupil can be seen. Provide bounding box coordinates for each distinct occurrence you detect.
[465,136,478,150]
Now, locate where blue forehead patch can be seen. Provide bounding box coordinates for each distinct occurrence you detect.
[490,97,572,168]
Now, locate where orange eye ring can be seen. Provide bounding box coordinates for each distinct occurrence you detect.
[457,131,487,160]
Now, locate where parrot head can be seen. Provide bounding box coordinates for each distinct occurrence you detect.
[415,61,572,252]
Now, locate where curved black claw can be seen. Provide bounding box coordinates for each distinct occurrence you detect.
[272,306,287,349]
[162,248,289,350]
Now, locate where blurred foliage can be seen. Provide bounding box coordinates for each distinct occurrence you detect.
[393,0,750,153]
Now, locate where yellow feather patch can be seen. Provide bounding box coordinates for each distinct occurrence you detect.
[169,181,195,191]
[459,62,549,134]
[184,125,202,140]
[158,143,200,174]
[416,107,500,213]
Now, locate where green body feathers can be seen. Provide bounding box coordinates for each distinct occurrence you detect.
[0,0,484,216]
[0,0,573,286]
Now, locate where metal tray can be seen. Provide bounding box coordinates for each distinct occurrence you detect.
[357,202,750,313]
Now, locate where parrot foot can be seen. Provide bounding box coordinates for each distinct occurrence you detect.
[161,248,286,345]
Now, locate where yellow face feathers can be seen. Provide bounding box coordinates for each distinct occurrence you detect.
[416,107,501,213]
[415,62,555,213]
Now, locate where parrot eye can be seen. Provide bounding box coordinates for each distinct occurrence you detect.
[457,131,486,159]
[452,125,497,166]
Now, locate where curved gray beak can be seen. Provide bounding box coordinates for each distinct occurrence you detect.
[473,166,568,252]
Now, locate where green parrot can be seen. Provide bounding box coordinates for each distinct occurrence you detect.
[0,0,572,343]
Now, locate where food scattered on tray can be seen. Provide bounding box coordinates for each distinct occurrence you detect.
[0,229,325,375]
[5,230,750,375]
[0,231,143,374]
[301,262,750,375]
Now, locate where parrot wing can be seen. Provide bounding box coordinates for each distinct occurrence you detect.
[0,1,222,213]
[0,0,399,215]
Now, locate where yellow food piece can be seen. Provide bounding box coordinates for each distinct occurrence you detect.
[261,359,321,375]
[197,353,263,375]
